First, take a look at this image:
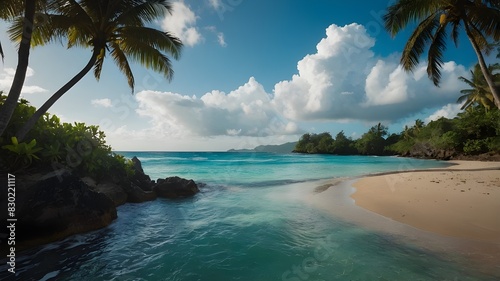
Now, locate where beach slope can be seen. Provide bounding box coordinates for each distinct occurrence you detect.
[351,161,500,243]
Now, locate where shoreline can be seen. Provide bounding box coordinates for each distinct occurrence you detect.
[350,160,500,243]
[302,160,500,275]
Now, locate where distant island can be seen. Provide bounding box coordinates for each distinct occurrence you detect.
[228,142,297,153]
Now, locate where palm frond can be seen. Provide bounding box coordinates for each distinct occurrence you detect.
[109,41,135,90]
[457,93,470,103]
[450,20,461,47]
[93,48,106,80]
[459,89,475,94]
[118,26,182,59]
[467,21,493,55]
[459,97,474,110]
[427,24,448,85]
[115,0,172,26]
[0,0,25,19]
[383,0,440,37]
[57,0,94,28]
[400,12,439,71]
[467,4,500,40]
[120,40,175,81]
[458,74,475,86]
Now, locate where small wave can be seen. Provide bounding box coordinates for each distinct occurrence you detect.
[211,159,276,163]
[191,157,208,161]
[39,270,60,281]
[136,157,168,161]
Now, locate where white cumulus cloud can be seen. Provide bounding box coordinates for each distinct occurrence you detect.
[425,103,463,123]
[135,77,300,137]
[91,98,113,108]
[162,1,202,47]
[131,23,469,139]
[272,23,468,122]
[0,67,47,94]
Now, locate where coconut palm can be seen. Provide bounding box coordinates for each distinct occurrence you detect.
[0,0,37,137]
[413,119,425,134]
[457,63,499,111]
[383,0,500,109]
[402,125,413,141]
[11,0,182,141]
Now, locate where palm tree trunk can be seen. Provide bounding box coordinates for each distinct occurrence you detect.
[0,41,4,61]
[16,49,99,141]
[0,0,36,137]
[464,22,500,109]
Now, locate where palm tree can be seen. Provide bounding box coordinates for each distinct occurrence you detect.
[370,122,388,138]
[0,0,37,137]
[413,119,425,134]
[457,63,499,111]
[402,125,413,141]
[12,0,183,141]
[383,0,500,109]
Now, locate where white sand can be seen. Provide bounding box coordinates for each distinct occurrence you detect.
[350,161,500,243]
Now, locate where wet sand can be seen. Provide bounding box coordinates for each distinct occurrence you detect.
[351,160,500,243]
[301,160,500,275]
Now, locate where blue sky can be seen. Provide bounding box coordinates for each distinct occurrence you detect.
[0,0,493,151]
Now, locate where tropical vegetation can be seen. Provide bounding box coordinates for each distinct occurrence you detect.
[0,0,37,136]
[9,0,182,141]
[294,106,500,158]
[383,0,500,109]
[457,63,499,111]
[0,0,182,142]
[0,92,135,181]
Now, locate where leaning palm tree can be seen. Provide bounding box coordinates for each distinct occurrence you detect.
[413,119,425,134]
[0,0,38,137]
[11,0,182,141]
[402,125,413,141]
[384,0,500,109]
[457,63,499,111]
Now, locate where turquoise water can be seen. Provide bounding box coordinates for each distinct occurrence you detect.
[2,152,499,280]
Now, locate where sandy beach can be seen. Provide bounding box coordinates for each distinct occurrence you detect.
[299,160,500,275]
[351,160,500,243]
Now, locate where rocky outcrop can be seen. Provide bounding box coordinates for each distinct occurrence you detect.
[0,157,199,253]
[124,183,157,203]
[154,176,200,198]
[15,172,117,250]
[130,156,154,191]
[94,182,128,206]
[89,157,157,206]
[407,142,457,160]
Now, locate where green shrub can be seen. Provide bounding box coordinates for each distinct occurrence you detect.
[463,139,489,155]
[0,93,133,181]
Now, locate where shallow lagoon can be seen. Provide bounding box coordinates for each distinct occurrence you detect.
[2,153,498,280]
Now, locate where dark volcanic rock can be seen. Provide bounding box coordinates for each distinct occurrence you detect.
[95,182,128,206]
[124,183,157,203]
[16,172,117,250]
[130,156,154,191]
[154,176,200,198]
[406,142,458,160]
[131,156,145,173]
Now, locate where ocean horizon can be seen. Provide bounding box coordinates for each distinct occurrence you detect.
[2,152,498,280]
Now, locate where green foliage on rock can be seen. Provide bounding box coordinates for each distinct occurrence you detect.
[0,93,134,180]
[2,137,42,170]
